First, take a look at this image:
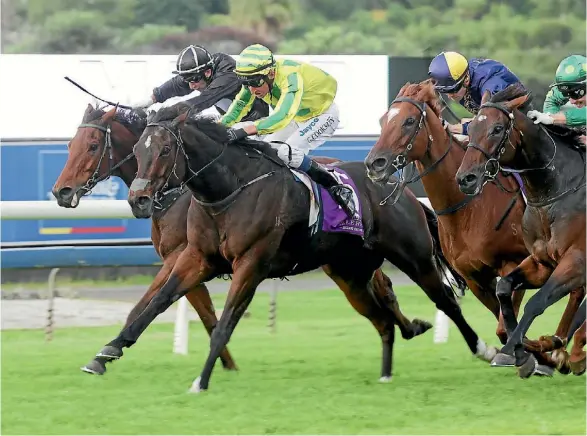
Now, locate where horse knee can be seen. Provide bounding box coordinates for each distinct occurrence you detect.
[496,277,513,300]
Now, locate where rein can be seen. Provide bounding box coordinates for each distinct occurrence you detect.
[468,102,585,208]
[147,121,276,214]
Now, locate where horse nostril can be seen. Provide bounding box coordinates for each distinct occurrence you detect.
[458,173,477,187]
[57,187,73,199]
[137,196,151,207]
[372,157,388,172]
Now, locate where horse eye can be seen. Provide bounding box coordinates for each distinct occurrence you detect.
[404,117,416,127]
[490,125,503,135]
[89,143,99,152]
[160,145,171,157]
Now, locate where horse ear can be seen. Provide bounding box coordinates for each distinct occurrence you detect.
[103,107,117,123]
[505,94,529,111]
[481,90,491,105]
[171,112,188,128]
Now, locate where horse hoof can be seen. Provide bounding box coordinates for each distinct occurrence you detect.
[517,354,538,379]
[188,376,207,394]
[551,349,571,375]
[533,364,554,377]
[96,346,123,361]
[81,359,106,375]
[412,319,433,337]
[570,357,586,376]
[491,352,515,367]
[379,376,392,383]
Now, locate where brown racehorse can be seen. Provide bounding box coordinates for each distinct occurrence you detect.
[91,103,501,393]
[455,84,586,377]
[52,104,237,374]
[364,80,584,373]
[54,104,432,376]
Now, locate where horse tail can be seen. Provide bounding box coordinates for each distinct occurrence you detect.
[418,199,467,297]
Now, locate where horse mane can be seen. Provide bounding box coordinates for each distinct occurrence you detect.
[490,84,584,149]
[82,104,146,137]
[183,114,281,160]
[398,79,443,118]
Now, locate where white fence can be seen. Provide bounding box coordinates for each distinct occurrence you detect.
[0,199,450,351]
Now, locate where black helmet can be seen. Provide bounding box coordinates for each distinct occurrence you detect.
[173,45,214,78]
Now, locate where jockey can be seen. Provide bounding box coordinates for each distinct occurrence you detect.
[220,44,356,217]
[527,55,586,144]
[428,51,526,136]
[132,45,268,122]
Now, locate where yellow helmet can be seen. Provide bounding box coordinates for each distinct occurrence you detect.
[235,44,275,78]
[428,51,469,93]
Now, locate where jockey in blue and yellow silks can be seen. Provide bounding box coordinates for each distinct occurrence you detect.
[428,51,527,136]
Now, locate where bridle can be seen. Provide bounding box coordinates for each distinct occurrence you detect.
[141,120,274,215]
[76,121,135,196]
[379,97,453,207]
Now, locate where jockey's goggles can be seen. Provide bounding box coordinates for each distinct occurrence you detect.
[237,74,266,88]
[181,73,206,83]
[556,83,586,99]
[433,78,465,94]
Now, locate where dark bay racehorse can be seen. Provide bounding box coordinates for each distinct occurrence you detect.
[52,104,237,373]
[364,80,584,372]
[455,84,586,377]
[54,104,431,377]
[91,103,501,393]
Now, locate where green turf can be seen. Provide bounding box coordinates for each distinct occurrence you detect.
[2,286,585,435]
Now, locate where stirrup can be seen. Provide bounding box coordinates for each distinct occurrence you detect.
[329,186,356,217]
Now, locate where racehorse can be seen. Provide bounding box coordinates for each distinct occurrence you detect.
[455,83,586,377]
[363,80,584,373]
[91,102,501,393]
[52,104,237,374]
[54,103,432,376]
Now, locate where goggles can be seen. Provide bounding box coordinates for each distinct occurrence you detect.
[557,83,586,100]
[236,74,266,88]
[181,73,205,83]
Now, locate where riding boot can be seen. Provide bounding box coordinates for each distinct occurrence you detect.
[306,159,357,217]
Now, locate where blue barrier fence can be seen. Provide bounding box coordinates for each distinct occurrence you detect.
[1,136,380,269]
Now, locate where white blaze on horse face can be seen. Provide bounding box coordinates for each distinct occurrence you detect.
[145,135,152,148]
[476,115,487,122]
[387,108,400,123]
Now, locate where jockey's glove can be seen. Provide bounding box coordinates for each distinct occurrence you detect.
[527,110,554,125]
[227,128,249,143]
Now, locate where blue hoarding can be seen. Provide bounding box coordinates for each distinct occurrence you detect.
[1,137,378,245]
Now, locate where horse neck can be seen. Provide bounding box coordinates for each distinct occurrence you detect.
[515,127,584,203]
[183,140,256,204]
[415,129,469,214]
[110,124,138,188]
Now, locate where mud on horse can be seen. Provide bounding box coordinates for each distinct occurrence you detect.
[52,104,238,374]
[364,80,584,373]
[456,83,586,378]
[84,102,502,393]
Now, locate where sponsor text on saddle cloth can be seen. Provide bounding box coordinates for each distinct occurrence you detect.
[291,166,364,238]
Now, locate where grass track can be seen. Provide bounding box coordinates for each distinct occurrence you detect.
[2,286,585,435]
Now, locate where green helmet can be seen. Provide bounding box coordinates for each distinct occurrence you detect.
[235,44,275,77]
[554,54,587,85]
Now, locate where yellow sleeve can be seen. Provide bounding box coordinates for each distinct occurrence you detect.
[254,72,303,134]
[220,86,255,126]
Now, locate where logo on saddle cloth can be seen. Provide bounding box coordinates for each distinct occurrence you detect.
[291,166,364,238]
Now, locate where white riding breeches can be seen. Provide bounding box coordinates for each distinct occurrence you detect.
[234,102,340,169]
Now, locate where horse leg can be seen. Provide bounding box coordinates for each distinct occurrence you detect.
[323,265,398,382]
[83,245,216,375]
[569,321,586,376]
[531,287,585,353]
[553,299,586,374]
[392,254,497,363]
[184,287,238,371]
[189,251,267,393]
[371,269,433,340]
[500,252,585,378]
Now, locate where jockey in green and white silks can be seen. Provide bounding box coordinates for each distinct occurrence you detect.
[527,55,586,144]
[220,44,356,217]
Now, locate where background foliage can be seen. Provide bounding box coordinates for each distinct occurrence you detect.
[2,0,585,105]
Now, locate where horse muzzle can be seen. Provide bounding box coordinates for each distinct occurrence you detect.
[365,153,398,183]
[52,186,82,208]
[128,178,155,218]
